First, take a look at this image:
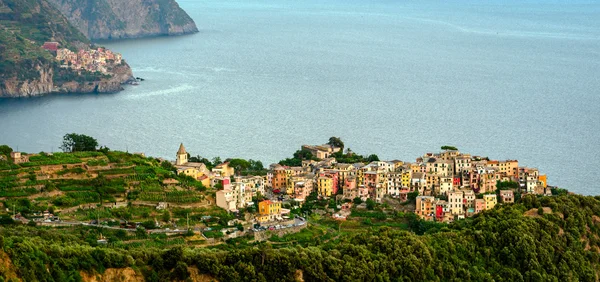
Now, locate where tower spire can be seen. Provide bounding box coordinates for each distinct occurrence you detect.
[176,143,188,165]
[177,143,187,155]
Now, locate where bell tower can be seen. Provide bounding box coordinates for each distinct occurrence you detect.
[176,143,188,165]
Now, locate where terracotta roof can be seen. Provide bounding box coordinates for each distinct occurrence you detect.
[177,143,187,155]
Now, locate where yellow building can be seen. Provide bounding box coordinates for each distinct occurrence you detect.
[355,168,365,186]
[317,176,334,197]
[174,144,211,185]
[257,200,282,222]
[484,194,497,210]
[489,160,519,179]
[212,162,235,177]
[284,168,304,194]
[401,171,412,189]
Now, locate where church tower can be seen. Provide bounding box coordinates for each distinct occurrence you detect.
[176,143,188,165]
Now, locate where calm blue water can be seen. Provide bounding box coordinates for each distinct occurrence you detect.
[1,0,599,194]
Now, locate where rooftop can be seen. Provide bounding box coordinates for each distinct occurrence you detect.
[177,143,187,155]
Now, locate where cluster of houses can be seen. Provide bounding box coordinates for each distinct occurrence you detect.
[259,144,548,223]
[173,144,269,218]
[170,142,549,224]
[43,42,123,74]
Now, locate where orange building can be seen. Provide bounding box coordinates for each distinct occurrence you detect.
[416,196,435,220]
[539,174,547,188]
[257,200,282,223]
[271,168,287,191]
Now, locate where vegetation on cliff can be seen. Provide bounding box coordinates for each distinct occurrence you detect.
[0,0,88,80]
[1,187,599,281]
[0,0,132,97]
[48,0,199,40]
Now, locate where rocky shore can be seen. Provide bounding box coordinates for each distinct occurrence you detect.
[0,63,135,98]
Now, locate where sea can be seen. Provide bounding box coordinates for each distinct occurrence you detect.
[1,0,599,194]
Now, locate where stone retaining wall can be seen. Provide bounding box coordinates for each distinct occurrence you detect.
[253,223,307,242]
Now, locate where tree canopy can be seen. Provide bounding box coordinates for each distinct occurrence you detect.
[441,145,459,151]
[3,193,600,281]
[226,158,266,176]
[279,149,317,166]
[328,137,344,150]
[0,145,13,156]
[60,133,99,152]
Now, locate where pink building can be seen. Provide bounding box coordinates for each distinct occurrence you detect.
[343,177,358,199]
[475,199,485,213]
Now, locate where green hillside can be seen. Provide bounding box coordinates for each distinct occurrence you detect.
[0,0,89,80]
[1,188,599,281]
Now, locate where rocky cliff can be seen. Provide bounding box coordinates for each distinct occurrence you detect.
[48,0,199,40]
[0,62,133,98]
[0,0,134,98]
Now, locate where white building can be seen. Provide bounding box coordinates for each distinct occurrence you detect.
[448,191,464,215]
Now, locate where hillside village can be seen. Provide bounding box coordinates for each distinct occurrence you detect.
[207,142,549,224]
[0,138,553,245]
[42,41,123,74]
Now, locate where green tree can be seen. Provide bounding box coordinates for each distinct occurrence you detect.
[60,133,98,152]
[366,198,376,210]
[249,159,264,171]
[353,197,363,205]
[366,154,380,162]
[328,137,345,151]
[0,145,12,156]
[293,149,314,160]
[441,145,458,151]
[92,175,112,205]
[115,229,127,240]
[407,191,419,204]
[141,220,157,229]
[161,212,171,223]
[135,227,148,238]
[171,261,191,280]
[161,160,176,173]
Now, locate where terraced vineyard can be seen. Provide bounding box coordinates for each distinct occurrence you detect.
[0,149,212,215]
[138,191,204,203]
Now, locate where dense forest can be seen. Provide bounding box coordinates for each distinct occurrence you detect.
[1,192,599,281]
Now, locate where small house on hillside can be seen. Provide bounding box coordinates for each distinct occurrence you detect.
[42,42,59,52]
[10,152,29,164]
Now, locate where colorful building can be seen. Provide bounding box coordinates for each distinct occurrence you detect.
[475,199,485,213]
[499,190,514,203]
[416,196,435,220]
[257,200,282,223]
[484,194,497,210]
[448,191,464,215]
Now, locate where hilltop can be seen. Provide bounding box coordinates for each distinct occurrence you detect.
[48,0,199,40]
[0,0,134,97]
